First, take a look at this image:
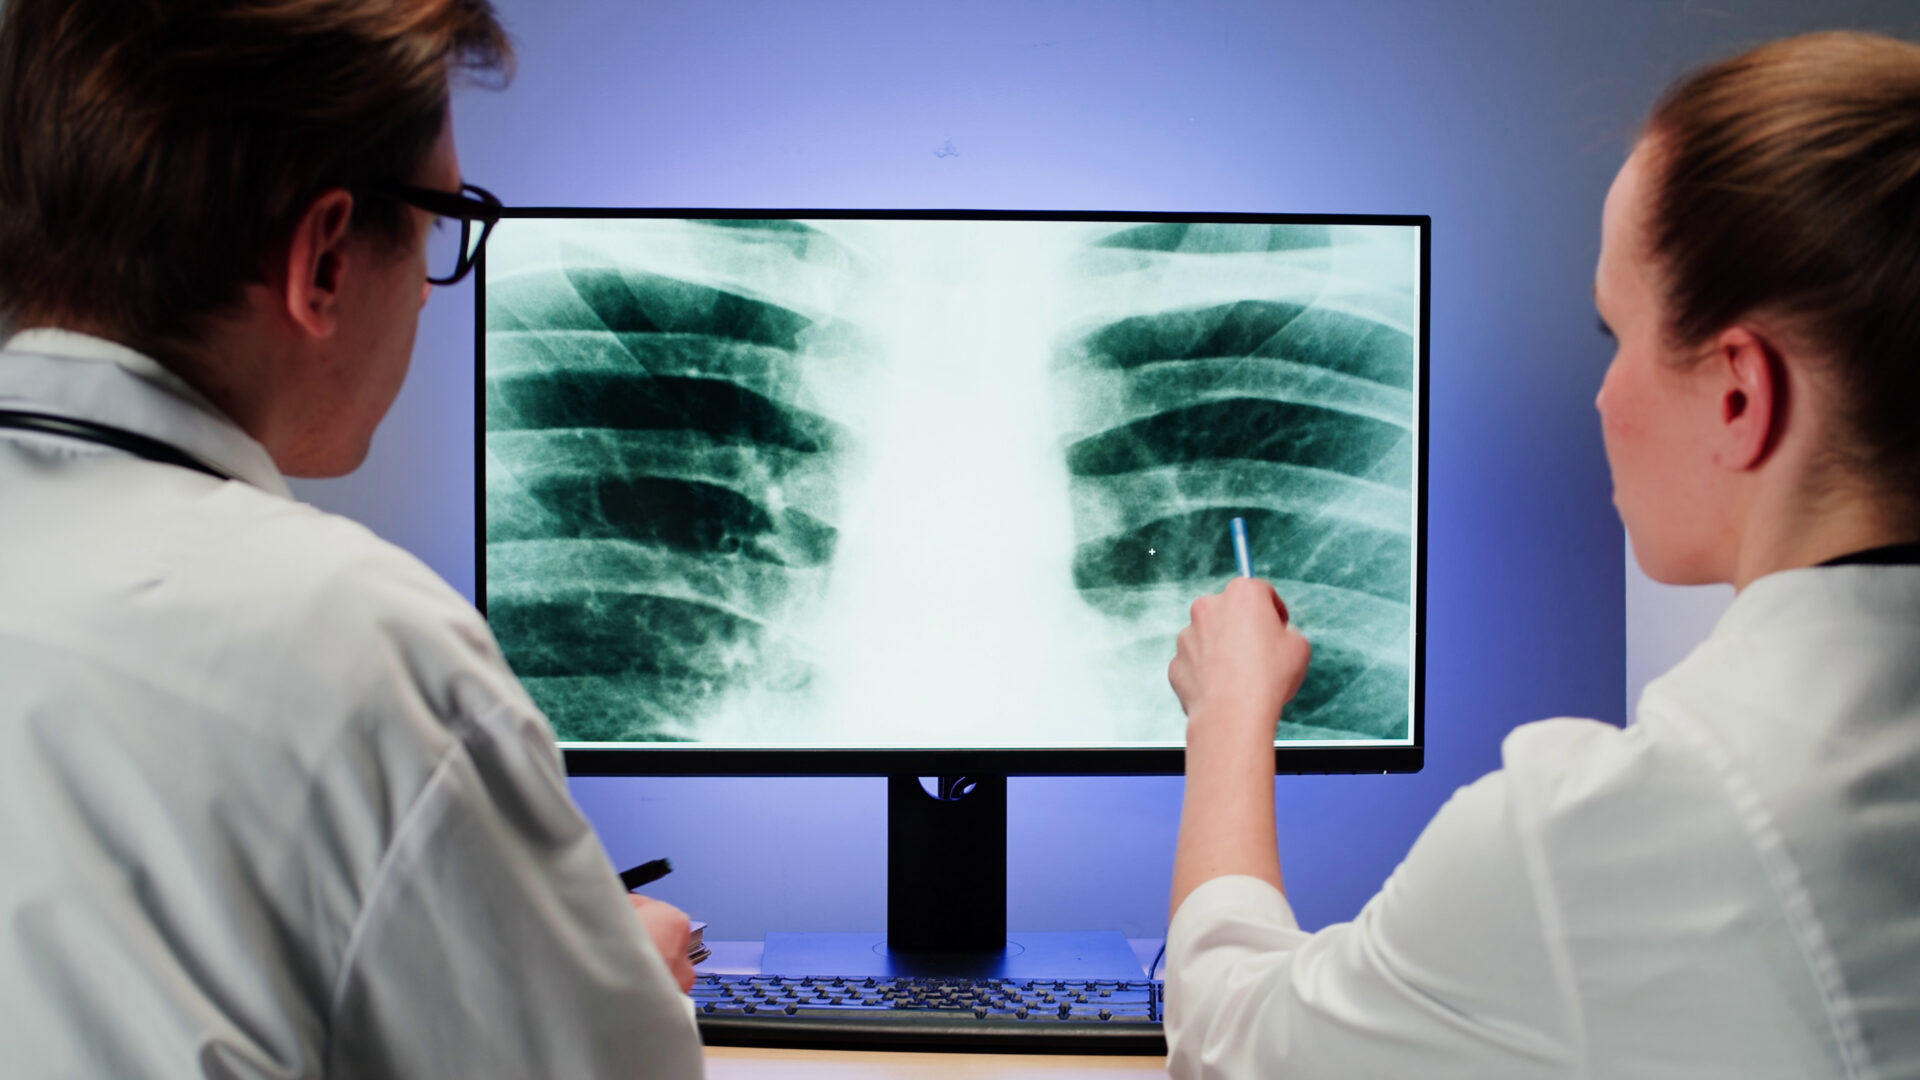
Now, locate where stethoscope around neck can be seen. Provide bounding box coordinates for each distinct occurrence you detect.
[0,409,234,482]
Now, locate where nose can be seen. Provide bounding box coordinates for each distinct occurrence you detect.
[420,280,433,309]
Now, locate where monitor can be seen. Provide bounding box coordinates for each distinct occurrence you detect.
[477,209,1427,966]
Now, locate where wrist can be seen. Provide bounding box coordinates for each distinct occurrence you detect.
[1185,698,1281,750]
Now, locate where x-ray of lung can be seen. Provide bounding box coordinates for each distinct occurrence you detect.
[483,216,1420,747]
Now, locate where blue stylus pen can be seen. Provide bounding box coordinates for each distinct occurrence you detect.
[1230,516,1253,577]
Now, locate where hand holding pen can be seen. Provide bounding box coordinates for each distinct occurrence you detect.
[1231,516,1290,625]
[620,858,695,992]
[1167,517,1310,729]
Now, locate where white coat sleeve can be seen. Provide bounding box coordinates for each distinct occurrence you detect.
[1163,771,1579,1080]
[321,697,703,1080]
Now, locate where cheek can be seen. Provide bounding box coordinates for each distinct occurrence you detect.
[1595,355,1667,515]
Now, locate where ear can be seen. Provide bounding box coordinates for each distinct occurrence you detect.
[279,188,357,340]
[1709,325,1785,472]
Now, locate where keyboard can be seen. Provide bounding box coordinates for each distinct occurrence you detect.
[692,972,1166,1054]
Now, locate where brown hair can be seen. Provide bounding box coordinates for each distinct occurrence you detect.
[0,0,512,362]
[1643,31,1920,508]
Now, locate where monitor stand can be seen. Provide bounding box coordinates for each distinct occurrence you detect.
[758,775,1148,980]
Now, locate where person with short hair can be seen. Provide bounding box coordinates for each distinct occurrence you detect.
[0,2,703,1075]
[1164,31,1920,1079]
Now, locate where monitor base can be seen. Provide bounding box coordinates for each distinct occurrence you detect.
[760,930,1147,980]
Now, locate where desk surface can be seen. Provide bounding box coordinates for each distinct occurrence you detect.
[698,940,1170,1077]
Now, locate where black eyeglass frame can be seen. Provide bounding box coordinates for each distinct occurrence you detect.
[372,181,503,286]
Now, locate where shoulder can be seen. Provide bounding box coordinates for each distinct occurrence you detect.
[188,494,572,897]
[1493,713,1784,971]
[1495,715,1730,848]
[1499,716,1652,802]
[1494,710,1781,901]
[205,486,467,620]
[144,484,538,745]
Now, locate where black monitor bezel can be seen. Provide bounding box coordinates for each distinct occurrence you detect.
[475,207,1429,777]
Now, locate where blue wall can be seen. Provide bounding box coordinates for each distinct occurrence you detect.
[293,0,1920,939]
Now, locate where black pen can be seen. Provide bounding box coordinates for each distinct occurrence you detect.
[619,857,673,891]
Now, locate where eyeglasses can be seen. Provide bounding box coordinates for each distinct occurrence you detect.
[373,181,503,286]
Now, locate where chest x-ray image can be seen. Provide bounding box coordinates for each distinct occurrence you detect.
[482,213,1422,748]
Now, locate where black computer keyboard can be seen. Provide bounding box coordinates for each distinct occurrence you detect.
[692,973,1166,1054]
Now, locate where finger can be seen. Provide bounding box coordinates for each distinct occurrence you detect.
[672,956,696,993]
[1241,577,1288,626]
[1167,661,1190,712]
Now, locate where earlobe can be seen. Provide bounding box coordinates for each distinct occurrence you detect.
[281,189,356,340]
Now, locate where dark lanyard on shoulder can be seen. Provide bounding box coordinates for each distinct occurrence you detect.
[0,408,233,482]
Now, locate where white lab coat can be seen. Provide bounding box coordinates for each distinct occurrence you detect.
[1165,559,1920,1079]
[0,331,703,1078]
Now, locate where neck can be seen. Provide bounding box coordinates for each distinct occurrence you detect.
[170,330,282,446]
[1731,470,1916,589]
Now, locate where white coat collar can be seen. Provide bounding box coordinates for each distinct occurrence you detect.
[1713,559,1920,642]
[0,328,290,497]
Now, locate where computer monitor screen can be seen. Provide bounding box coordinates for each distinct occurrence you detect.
[479,210,1426,774]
